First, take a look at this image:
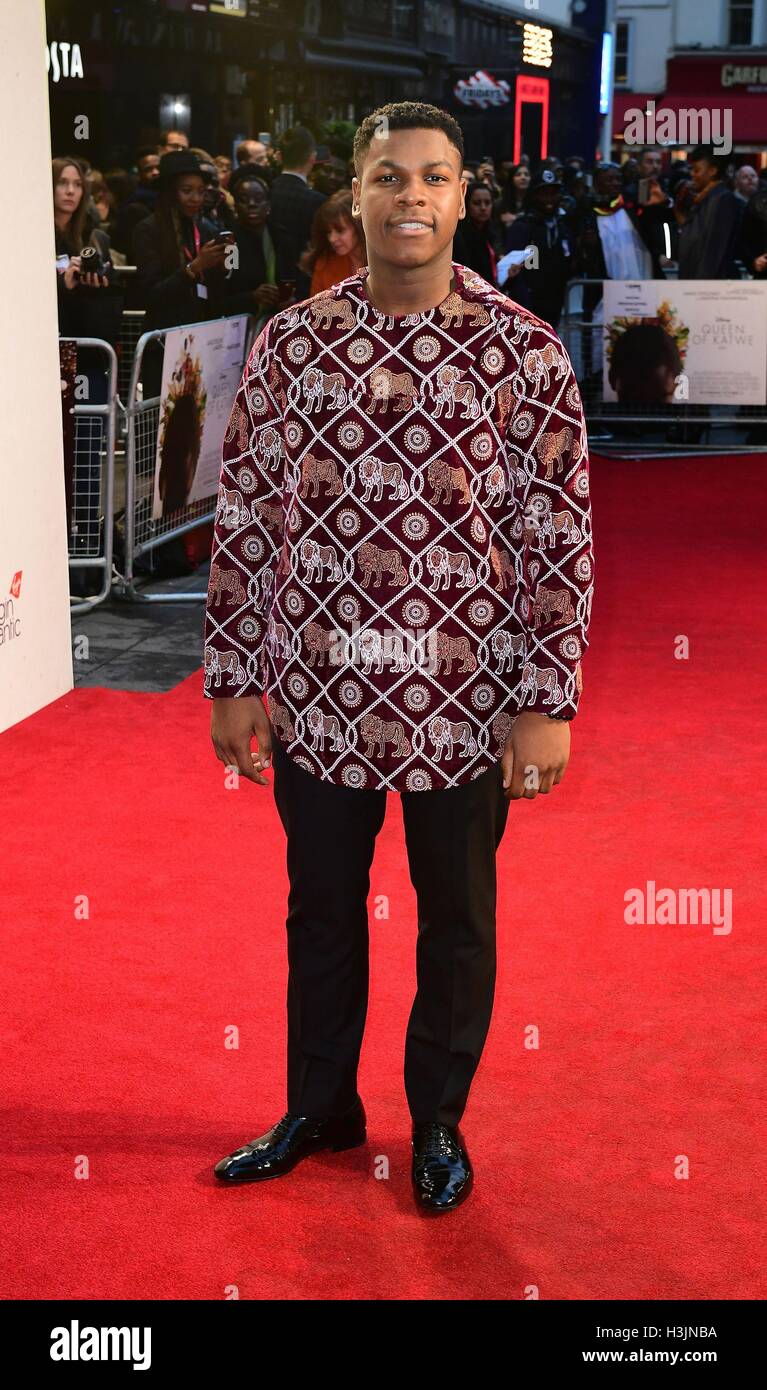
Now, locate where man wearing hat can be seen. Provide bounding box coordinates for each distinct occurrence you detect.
[503,165,572,328]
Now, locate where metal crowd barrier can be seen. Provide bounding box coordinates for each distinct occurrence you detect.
[561,278,767,455]
[65,337,118,614]
[116,315,258,604]
[116,309,146,407]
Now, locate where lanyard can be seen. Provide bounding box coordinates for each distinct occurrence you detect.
[182,219,203,280]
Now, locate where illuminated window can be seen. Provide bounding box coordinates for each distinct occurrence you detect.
[522,23,553,70]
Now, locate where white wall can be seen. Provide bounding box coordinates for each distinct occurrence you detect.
[0,0,73,731]
[496,0,574,26]
[616,0,767,95]
[616,3,674,91]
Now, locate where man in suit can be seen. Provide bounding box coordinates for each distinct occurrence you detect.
[267,125,327,300]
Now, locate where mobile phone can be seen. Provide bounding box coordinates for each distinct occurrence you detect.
[638,177,651,205]
[277,279,296,306]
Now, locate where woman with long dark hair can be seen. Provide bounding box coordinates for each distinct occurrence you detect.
[53,156,124,592]
[299,189,366,294]
[452,180,503,285]
[54,155,122,336]
[499,162,531,228]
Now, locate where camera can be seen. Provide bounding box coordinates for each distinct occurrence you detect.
[79,244,106,278]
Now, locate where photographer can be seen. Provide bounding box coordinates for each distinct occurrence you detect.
[54,156,123,344]
[54,156,124,594]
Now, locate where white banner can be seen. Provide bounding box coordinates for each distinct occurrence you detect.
[603,280,767,406]
[152,315,249,520]
[0,0,73,732]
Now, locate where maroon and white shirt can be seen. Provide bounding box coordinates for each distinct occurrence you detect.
[202,260,594,792]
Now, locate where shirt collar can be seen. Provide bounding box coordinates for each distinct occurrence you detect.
[339,260,500,317]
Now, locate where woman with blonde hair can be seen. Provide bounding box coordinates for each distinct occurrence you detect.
[299,189,366,294]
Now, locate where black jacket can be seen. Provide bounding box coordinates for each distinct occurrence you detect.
[56,224,124,347]
[267,172,326,298]
[452,217,502,285]
[504,207,573,328]
[678,182,740,279]
[738,193,767,278]
[132,211,225,329]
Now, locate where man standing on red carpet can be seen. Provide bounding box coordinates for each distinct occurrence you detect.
[202,102,594,1213]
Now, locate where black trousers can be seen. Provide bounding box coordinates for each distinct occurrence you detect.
[271,738,511,1128]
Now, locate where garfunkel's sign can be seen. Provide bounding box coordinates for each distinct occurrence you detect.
[454,70,511,109]
[721,62,767,90]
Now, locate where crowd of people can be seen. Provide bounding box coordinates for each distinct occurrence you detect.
[54,125,767,353]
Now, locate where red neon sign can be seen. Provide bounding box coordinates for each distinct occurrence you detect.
[513,75,550,164]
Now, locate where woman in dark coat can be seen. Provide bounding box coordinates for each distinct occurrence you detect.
[452,181,503,286]
[220,164,280,330]
[132,149,230,333]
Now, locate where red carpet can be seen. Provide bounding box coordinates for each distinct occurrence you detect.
[2,453,766,1300]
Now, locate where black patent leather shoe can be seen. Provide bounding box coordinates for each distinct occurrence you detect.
[214,1096,366,1183]
[411,1122,473,1213]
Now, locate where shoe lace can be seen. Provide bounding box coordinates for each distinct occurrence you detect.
[418,1123,458,1162]
[271,1111,300,1138]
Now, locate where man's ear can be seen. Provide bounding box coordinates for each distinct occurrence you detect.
[351,175,361,214]
[458,175,467,221]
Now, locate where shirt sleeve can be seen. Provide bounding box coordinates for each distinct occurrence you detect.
[202,317,285,699]
[510,340,594,719]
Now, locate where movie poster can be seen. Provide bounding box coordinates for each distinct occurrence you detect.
[59,338,77,538]
[602,280,767,406]
[152,315,249,521]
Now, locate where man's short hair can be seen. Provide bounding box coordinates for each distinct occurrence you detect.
[689,145,727,178]
[235,139,260,164]
[352,101,465,178]
[278,125,316,168]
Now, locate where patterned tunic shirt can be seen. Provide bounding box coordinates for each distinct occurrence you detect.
[202,260,594,792]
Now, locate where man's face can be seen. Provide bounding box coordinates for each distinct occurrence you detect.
[533,185,560,216]
[735,165,758,197]
[138,154,160,184]
[241,141,267,166]
[639,150,662,179]
[596,168,622,202]
[161,132,188,155]
[351,126,466,271]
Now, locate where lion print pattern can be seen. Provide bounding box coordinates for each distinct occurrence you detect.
[299,452,343,498]
[357,541,409,588]
[203,261,593,790]
[208,563,246,607]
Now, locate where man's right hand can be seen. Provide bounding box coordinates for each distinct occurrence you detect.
[211,695,273,786]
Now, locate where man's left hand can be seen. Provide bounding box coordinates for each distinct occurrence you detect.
[501,710,571,800]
